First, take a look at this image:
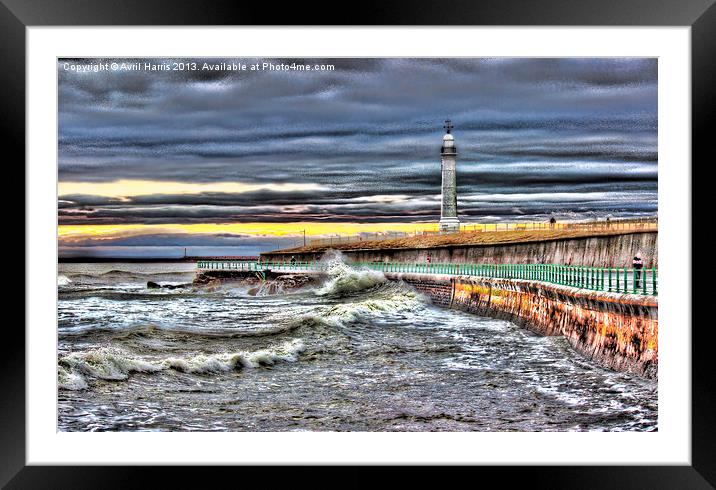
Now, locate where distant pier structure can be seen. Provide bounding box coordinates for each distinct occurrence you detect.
[439,119,460,233]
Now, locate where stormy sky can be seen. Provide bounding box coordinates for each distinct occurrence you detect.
[58,57,657,257]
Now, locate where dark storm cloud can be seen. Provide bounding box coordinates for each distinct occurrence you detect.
[58,57,657,230]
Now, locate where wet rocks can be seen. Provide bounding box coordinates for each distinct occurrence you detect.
[247,274,318,296]
[146,281,188,290]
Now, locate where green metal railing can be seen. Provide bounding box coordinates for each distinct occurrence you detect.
[196,260,657,296]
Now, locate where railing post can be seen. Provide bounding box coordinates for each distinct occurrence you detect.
[652,268,657,295]
[596,267,599,289]
[623,268,628,293]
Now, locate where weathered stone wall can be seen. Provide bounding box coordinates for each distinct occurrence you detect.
[262,231,658,269]
[405,277,454,307]
[387,273,658,379]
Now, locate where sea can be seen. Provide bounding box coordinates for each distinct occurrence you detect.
[57,257,658,432]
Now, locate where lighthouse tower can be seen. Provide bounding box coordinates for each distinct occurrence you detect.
[439,119,460,233]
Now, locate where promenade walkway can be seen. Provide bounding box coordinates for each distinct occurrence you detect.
[196,260,658,296]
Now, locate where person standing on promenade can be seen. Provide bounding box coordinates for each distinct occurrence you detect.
[633,253,644,288]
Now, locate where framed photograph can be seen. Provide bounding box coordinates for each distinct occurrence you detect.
[6,0,711,486]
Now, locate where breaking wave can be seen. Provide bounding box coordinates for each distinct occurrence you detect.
[58,339,305,390]
[58,275,72,286]
[59,321,304,340]
[62,269,194,285]
[58,289,198,301]
[308,282,426,329]
[314,251,387,296]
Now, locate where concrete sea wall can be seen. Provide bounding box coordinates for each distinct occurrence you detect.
[387,273,658,379]
[262,231,658,268]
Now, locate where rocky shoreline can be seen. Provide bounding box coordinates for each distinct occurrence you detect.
[192,270,321,295]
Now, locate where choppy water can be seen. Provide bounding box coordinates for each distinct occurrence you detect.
[57,258,657,432]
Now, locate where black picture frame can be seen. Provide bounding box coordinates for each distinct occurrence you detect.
[3,0,711,487]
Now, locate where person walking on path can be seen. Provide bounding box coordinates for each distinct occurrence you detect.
[632,253,644,289]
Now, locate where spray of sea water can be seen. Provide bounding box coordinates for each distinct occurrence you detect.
[57,257,657,431]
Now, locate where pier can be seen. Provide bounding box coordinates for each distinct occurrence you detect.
[196,260,657,296]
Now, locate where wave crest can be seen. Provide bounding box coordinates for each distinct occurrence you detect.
[314,251,386,296]
[58,339,305,390]
[305,281,425,329]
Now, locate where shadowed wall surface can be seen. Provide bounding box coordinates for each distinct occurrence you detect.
[262,231,658,268]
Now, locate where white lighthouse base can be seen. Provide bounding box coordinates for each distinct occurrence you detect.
[439,217,460,233]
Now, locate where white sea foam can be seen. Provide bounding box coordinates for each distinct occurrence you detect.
[314,251,387,296]
[303,279,425,329]
[57,275,72,286]
[58,365,88,390]
[57,339,306,390]
[162,339,305,373]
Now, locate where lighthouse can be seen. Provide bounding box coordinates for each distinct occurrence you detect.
[439,119,460,233]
